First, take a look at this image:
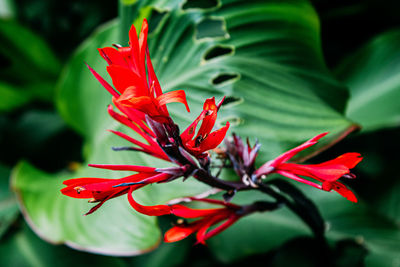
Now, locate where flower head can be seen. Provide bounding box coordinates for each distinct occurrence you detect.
[225,134,260,178]
[255,133,362,202]
[89,19,190,123]
[181,97,230,157]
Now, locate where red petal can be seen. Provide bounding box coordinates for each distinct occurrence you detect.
[325,181,358,203]
[195,212,229,244]
[127,188,172,216]
[83,173,153,192]
[317,153,363,169]
[155,90,190,112]
[88,164,156,172]
[62,177,110,186]
[171,205,221,218]
[198,122,230,152]
[196,98,217,138]
[98,47,129,68]
[138,19,148,79]
[106,65,146,94]
[85,188,128,215]
[180,110,207,143]
[279,163,349,182]
[85,63,120,98]
[276,170,322,189]
[113,102,156,138]
[61,186,93,199]
[107,105,159,147]
[200,215,239,244]
[272,132,328,166]
[187,197,241,209]
[164,222,202,243]
[145,46,163,97]
[128,24,140,72]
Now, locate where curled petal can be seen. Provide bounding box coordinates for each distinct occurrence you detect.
[156,90,190,112]
[127,188,172,216]
[323,181,357,203]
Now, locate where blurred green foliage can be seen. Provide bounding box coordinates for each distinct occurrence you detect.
[1,0,400,266]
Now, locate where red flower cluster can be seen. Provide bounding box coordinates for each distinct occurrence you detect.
[61,18,363,246]
[255,133,362,202]
[61,20,230,218]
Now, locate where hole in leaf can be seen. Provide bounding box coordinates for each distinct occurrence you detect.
[212,73,239,85]
[221,96,243,108]
[204,45,233,60]
[196,18,228,40]
[182,0,218,10]
[218,116,243,127]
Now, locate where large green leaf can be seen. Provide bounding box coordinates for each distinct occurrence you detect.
[337,29,400,132]
[14,0,358,257]
[0,223,125,267]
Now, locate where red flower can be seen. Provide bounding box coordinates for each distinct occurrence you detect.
[164,198,241,244]
[254,133,362,202]
[61,165,172,215]
[181,97,229,157]
[88,19,190,123]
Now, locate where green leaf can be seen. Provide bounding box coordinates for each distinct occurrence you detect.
[337,29,400,132]
[128,237,191,267]
[267,179,325,238]
[0,82,31,112]
[16,0,357,257]
[0,19,61,106]
[11,161,161,255]
[0,164,19,238]
[305,186,400,267]
[0,223,126,267]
